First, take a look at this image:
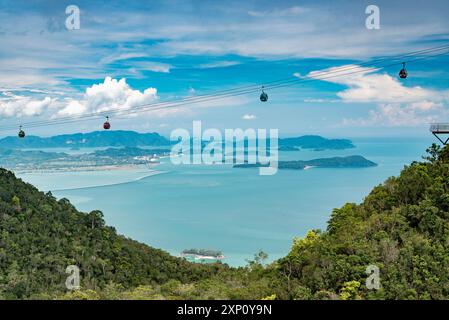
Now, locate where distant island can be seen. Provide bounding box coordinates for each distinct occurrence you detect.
[181,249,224,259]
[279,135,355,151]
[180,249,225,264]
[0,147,376,173]
[233,155,377,170]
[0,131,358,172]
[278,145,301,151]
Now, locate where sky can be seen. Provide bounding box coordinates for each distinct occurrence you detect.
[0,0,449,138]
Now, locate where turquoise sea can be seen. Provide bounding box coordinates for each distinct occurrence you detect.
[16,137,435,266]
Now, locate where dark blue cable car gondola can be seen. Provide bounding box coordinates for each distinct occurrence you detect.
[18,126,25,138]
[399,62,408,79]
[260,86,268,102]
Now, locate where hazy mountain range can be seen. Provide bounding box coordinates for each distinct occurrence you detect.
[0,131,170,148]
[0,131,354,150]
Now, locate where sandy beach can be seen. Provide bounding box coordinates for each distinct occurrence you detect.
[15,165,165,191]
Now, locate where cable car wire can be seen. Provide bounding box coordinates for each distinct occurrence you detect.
[4,44,449,131]
[1,44,449,133]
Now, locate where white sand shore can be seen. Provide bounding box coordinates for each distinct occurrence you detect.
[15,165,166,191]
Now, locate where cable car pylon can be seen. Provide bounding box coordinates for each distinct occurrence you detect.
[430,123,449,145]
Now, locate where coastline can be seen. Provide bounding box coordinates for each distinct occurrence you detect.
[15,165,167,192]
[52,171,168,192]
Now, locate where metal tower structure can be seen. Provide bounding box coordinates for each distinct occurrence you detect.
[430,123,449,145]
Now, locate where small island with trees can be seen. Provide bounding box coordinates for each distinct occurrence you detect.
[180,249,225,263]
[233,155,378,170]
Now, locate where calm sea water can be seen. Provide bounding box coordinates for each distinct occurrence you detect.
[17,137,434,266]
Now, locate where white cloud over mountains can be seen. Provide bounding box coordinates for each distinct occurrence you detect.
[2,67,446,129]
[0,76,251,122]
[0,77,158,119]
[57,77,158,117]
[0,93,55,117]
[342,102,445,127]
[308,66,438,104]
[307,65,449,126]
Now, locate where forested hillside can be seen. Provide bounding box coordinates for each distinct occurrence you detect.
[1,144,449,300]
[274,143,449,299]
[0,169,224,299]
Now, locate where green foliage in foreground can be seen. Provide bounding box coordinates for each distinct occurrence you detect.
[275,143,449,300]
[1,144,449,300]
[0,169,225,299]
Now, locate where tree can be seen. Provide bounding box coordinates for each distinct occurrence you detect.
[11,195,20,211]
[339,281,361,300]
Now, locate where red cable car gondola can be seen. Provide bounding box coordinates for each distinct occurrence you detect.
[103,116,111,130]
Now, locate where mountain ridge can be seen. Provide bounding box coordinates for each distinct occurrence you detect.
[0,131,355,150]
[0,131,170,148]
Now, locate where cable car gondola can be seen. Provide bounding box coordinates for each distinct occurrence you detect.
[18,126,25,138]
[260,86,268,102]
[399,62,408,79]
[103,116,111,130]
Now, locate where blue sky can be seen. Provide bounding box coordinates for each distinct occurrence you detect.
[0,0,449,138]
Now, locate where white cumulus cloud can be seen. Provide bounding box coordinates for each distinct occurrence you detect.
[308,65,438,104]
[307,65,449,126]
[57,77,158,117]
[0,93,54,117]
